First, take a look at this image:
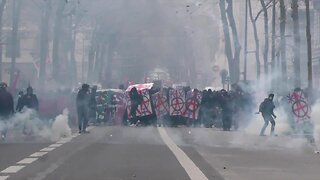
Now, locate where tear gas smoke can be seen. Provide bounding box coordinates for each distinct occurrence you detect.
[0,108,71,142]
[51,109,72,141]
[212,72,312,152]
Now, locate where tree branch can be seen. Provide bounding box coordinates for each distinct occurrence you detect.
[254,0,277,22]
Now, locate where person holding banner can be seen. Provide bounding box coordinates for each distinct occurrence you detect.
[129,87,143,125]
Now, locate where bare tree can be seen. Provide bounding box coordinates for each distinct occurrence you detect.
[248,0,273,80]
[271,0,276,73]
[291,0,301,88]
[248,0,260,79]
[0,0,6,82]
[52,0,66,81]
[39,0,52,90]
[260,0,270,76]
[9,0,22,87]
[225,0,241,83]
[218,0,241,84]
[305,0,312,89]
[279,0,287,86]
[87,25,100,82]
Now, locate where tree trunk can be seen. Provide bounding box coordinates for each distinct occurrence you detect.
[244,0,248,82]
[291,0,301,88]
[103,35,117,86]
[39,0,51,91]
[260,0,269,76]
[52,0,66,81]
[279,0,287,87]
[248,0,261,80]
[9,0,22,88]
[226,0,241,84]
[305,0,312,89]
[87,26,100,82]
[271,0,276,73]
[219,0,233,85]
[69,15,77,86]
[0,0,6,82]
[93,41,103,82]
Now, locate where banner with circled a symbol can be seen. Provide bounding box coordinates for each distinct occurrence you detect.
[169,89,186,116]
[182,90,202,119]
[152,91,169,118]
[287,90,311,123]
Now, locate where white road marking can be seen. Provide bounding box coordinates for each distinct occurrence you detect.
[0,176,9,180]
[56,137,73,144]
[0,131,82,177]
[40,147,55,152]
[157,127,208,180]
[1,166,25,173]
[29,152,48,157]
[56,140,70,144]
[49,144,62,148]
[17,158,38,164]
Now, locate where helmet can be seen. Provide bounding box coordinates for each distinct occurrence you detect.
[82,84,90,90]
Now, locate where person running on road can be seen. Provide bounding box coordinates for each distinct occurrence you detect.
[259,94,277,136]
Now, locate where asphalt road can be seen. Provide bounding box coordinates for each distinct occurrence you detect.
[0,126,319,180]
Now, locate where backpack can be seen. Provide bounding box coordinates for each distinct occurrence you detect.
[259,101,266,113]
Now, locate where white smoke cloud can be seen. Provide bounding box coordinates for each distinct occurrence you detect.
[0,108,71,142]
[51,109,72,141]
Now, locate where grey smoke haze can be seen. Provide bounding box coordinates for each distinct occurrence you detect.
[1,0,220,89]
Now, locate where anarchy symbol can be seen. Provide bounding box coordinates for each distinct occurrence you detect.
[159,96,169,111]
[292,100,309,118]
[171,97,184,112]
[186,98,199,113]
[138,93,152,115]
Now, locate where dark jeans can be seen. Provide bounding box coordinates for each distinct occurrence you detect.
[77,107,88,132]
[130,104,139,124]
[260,114,275,135]
[222,113,232,131]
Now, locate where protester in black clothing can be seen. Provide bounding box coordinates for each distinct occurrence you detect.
[0,83,14,140]
[259,94,277,136]
[0,83,14,117]
[76,84,90,133]
[220,89,233,131]
[129,87,143,125]
[19,86,39,111]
